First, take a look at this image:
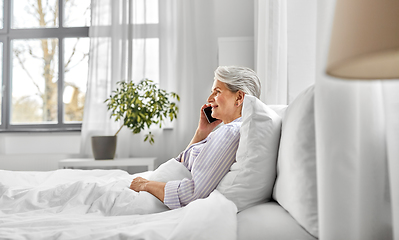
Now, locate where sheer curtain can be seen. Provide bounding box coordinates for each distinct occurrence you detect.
[157,0,217,157]
[315,0,398,239]
[255,0,287,104]
[255,0,317,105]
[80,0,152,158]
[81,0,217,160]
[384,82,399,240]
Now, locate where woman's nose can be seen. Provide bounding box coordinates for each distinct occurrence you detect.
[207,93,214,103]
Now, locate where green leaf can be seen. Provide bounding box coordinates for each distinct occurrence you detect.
[104,79,181,144]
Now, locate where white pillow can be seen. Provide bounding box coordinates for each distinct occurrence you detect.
[272,85,318,238]
[148,159,192,182]
[217,94,282,212]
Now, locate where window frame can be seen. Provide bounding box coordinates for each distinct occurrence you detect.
[0,0,89,132]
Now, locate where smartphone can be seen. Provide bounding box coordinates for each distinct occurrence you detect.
[203,106,218,123]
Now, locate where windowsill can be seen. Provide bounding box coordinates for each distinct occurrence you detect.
[0,128,81,133]
[0,125,175,134]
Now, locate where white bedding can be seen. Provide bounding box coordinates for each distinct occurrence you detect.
[0,161,237,240]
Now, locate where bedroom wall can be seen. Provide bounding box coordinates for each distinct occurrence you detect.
[0,132,81,171]
[0,0,255,172]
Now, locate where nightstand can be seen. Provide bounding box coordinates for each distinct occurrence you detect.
[58,157,156,171]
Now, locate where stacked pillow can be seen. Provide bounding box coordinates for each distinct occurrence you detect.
[272,85,318,238]
[217,94,282,212]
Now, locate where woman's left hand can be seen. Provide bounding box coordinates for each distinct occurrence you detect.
[129,177,166,202]
[130,177,149,192]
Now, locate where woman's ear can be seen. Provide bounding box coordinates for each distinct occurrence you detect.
[236,91,245,106]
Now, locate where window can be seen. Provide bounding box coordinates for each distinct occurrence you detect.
[0,0,90,131]
[130,0,160,83]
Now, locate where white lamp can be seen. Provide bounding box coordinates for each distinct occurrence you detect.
[326,0,399,79]
[326,0,399,238]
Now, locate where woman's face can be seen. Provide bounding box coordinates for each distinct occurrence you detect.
[207,79,242,124]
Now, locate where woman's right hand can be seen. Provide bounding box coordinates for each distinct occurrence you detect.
[188,104,222,146]
[198,104,222,133]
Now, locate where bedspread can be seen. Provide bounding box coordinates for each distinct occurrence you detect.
[0,161,237,240]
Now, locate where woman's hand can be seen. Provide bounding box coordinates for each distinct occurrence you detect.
[130,177,166,202]
[198,104,222,133]
[187,104,222,147]
[130,177,149,192]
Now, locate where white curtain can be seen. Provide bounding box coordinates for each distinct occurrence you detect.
[80,0,153,158]
[81,0,217,161]
[255,0,317,105]
[384,82,399,240]
[255,0,287,104]
[155,0,217,158]
[315,0,399,239]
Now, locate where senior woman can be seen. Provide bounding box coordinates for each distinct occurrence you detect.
[130,66,261,209]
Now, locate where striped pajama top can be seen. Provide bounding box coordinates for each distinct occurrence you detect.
[164,117,242,209]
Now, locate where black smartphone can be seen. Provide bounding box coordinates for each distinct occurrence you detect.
[203,106,218,123]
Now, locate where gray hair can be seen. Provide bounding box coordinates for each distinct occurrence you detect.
[214,66,261,99]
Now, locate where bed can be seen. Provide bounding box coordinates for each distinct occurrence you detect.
[0,85,318,240]
[0,162,237,240]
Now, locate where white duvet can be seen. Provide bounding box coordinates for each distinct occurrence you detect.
[0,160,237,240]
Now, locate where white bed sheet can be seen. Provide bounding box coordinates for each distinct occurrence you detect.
[0,168,237,240]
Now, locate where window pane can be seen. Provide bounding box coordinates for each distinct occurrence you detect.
[12,0,58,29]
[64,0,91,27]
[145,38,159,82]
[132,0,159,24]
[11,39,59,124]
[132,38,159,83]
[63,38,89,122]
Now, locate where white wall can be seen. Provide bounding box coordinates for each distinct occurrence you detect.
[216,0,255,68]
[0,0,255,172]
[0,132,81,171]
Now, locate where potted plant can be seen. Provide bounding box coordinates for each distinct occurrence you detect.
[91,79,180,160]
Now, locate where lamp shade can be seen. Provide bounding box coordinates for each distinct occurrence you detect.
[326,0,399,79]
